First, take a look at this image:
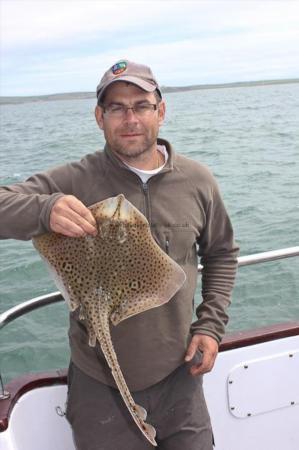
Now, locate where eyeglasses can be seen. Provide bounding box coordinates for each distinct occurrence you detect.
[102,102,158,118]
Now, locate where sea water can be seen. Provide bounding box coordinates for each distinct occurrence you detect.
[0,83,298,382]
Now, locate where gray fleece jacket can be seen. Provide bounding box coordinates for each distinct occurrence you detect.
[0,138,239,390]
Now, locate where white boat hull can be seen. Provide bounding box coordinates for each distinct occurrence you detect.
[1,327,298,450]
[205,334,299,450]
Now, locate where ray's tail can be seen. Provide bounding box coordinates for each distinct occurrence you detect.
[97,305,157,447]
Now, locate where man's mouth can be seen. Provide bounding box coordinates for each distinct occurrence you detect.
[120,133,143,138]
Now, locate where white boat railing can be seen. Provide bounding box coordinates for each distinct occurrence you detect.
[0,246,299,403]
[0,246,298,331]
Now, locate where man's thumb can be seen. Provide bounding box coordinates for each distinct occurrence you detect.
[185,340,197,362]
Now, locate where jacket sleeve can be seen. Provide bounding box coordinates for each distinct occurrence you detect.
[191,178,239,343]
[0,165,75,240]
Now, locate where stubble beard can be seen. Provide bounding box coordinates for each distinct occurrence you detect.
[111,135,157,161]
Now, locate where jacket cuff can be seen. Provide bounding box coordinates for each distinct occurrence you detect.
[190,323,223,344]
[39,192,66,232]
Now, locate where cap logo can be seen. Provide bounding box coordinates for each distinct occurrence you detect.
[111,61,127,76]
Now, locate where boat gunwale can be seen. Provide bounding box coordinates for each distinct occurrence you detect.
[1,320,299,433]
[0,369,67,432]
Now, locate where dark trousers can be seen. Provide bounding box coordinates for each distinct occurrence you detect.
[66,358,214,450]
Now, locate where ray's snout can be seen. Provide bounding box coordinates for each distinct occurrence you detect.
[96,194,133,222]
[118,196,134,222]
[99,195,121,219]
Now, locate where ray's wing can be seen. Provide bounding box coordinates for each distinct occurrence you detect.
[110,250,186,325]
[32,233,81,312]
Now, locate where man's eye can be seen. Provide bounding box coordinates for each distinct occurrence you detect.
[110,105,123,113]
[135,104,150,112]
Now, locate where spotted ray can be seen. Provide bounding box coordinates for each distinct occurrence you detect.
[32,194,186,446]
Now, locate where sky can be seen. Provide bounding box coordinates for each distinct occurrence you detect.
[1,0,299,96]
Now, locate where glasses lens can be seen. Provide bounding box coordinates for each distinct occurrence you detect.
[135,104,154,114]
[105,103,157,117]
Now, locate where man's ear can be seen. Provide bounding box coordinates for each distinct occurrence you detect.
[95,106,104,130]
[158,100,166,126]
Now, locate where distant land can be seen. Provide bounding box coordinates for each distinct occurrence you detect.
[1,78,298,105]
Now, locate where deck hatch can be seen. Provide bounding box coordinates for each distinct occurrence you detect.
[227,350,299,418]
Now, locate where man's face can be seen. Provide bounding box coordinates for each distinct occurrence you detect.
[95,82,165,162]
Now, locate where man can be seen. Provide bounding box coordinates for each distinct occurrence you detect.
[0,60,239,449]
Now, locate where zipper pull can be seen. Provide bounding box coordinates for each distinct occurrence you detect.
[165,237,169,255]
[142,182,148,194]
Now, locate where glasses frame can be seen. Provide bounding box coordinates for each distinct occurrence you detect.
[100,102,158,118]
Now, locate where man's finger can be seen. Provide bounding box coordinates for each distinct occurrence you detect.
[51,216,87,237]
[185,339,198,362]
[50,195,97,236]
[63,208,97,236]
[65,197,97,234]
[190,348,217,376]
[67,197,97,228]
[186,334,219,376]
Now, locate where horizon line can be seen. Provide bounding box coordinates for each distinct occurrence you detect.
[1,78,298,103]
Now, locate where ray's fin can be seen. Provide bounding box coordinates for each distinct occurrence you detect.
[134,404,147,421]
[88,331,97,347]
[143,422,157,442]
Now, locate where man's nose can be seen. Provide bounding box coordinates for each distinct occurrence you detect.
[124,107,139,122]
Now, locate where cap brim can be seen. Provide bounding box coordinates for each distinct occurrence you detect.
[97,76,159,103]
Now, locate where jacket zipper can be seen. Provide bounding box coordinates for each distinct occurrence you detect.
[141,181,169,254]
[142,182,151,224]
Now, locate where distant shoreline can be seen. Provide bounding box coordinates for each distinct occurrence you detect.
[1,78,298,105]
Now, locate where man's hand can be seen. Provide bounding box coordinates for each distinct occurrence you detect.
[185,334,219,376]
[50,195,97,237]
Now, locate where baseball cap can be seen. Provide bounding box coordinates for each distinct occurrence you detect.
[96,60,162,104]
